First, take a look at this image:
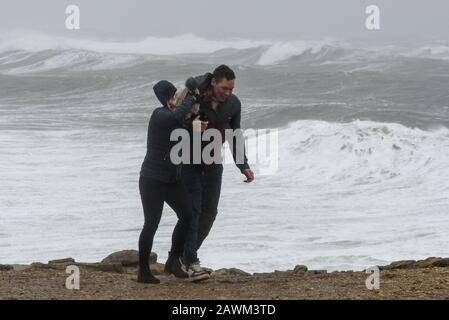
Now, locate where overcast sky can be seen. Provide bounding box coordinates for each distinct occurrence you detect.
[0,0,448,42]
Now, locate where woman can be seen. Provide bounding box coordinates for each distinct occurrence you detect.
[138,79,198,284]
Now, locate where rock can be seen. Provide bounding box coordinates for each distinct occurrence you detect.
[101,250,157,267]
[149,252,158,264]
[32,262,71,270]
[31,262,52,269]
[0,265,13,271]
[97,263,123,273]
[77,263,123,273]
[309,270,327,274]
[216,277,251,284]
[416,257,449,269]
[273,270,292,276]
[150,263,168,276]
[48,258,75,264]
[273,270,283,274]
[381,260,417,270]
[48,264,72,270]
[75,262,96,269]
[380,258,449,270]
[11,265,32,271]
[253,272,271,278]
[293,265,308,274]
[212,268,252,277]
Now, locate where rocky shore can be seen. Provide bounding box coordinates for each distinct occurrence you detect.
[1,250,449,300]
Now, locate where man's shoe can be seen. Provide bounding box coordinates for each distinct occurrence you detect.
[137,269,160,284]
[187,261,210,283]
[165,253,189,278]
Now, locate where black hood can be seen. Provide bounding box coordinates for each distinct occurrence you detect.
[153,80,177,107]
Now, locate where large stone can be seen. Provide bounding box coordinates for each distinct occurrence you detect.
[212,268,252,277]
[381,260,417,270]
[150,252,158,264]
[0,265,13,271]
[48,258,75,264]
[12,265,32,271]
[48,263,72,270]
[96,263,123,273]
[253,272,272,278]
[309,270,327,274]
[293,265,308,274]
[101,250,157,267]
[77,262,123,273]
[380,257,449,270]
[31,262,53,269]
[273,270,291,276]
[416,257,449,269]
[32,262,72,270]
[150,263,168,276]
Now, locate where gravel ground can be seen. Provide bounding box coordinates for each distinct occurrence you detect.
[1,262,449,300]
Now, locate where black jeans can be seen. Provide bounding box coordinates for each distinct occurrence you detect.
[182,164,223,265]
[138,176,193,272]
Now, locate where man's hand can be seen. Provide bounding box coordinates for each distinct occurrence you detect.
[242,169,255,183]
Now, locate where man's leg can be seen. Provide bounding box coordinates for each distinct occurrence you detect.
[197,164,223,250]
[165,181,193,258]
[182,166,203,266]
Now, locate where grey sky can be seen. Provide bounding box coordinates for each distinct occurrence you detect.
[0,0,448,41]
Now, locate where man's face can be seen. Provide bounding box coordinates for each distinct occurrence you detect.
[211,78,235,102]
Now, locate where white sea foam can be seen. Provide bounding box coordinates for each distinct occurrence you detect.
[0,31,267,55]
[212,120,449,271]
[1,31,449,75]
[1,119,448,271]
[256,39,336,65]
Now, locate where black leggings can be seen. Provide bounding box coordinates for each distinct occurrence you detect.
[138,176,193,272]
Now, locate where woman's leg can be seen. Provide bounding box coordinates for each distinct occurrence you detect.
[165,180,194,257]
[138,176,166,278]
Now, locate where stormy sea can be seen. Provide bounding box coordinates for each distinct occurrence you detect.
[1,32,448,272]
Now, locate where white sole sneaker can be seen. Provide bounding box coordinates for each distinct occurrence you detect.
[188,272,210,283]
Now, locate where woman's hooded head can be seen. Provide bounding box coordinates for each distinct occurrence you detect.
[153,80,177,107]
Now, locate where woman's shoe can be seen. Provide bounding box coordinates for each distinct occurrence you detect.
[137,269,160,284]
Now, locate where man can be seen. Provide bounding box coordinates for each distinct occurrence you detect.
[182,65,255,278]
